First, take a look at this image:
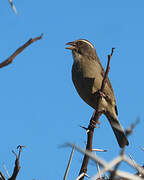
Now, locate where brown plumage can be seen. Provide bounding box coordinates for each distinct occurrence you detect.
[66,39,129,148]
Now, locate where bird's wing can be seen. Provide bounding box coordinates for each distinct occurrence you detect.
[101,69,118,115]
[92,57,118,115]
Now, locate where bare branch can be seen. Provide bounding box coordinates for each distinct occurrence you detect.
[125,117,140,136]
[0,34,43,69]
[8,145,25,180]
[63,146,75,180]
[100,48,115,92]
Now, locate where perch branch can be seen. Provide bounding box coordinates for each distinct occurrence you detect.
[0,34,43,68]
[79,48,115,179]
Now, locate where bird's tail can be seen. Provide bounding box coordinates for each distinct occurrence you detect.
[105,112,129,148]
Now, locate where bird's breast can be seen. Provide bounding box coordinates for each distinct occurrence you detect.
[72,60,100,109]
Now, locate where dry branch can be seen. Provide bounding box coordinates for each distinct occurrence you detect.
[63,146,75,180]
[8,146,25,180]
[0,34,43,68]
[78,48,115,179]
[67,142,144,180]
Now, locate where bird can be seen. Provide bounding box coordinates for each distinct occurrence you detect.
[66,39,129,148]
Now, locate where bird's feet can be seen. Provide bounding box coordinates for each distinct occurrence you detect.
[87,110,101,131]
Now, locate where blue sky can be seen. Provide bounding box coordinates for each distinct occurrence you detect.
[1,0,144,179]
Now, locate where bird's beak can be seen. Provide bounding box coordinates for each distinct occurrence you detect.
[65,41,77,50]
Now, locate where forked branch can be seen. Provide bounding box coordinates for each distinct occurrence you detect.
[8,145,26,180]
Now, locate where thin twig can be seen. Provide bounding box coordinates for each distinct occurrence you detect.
[63,146,75,180]
[0,34,43,69]
[100,48,115,92]
[125,117,140,136]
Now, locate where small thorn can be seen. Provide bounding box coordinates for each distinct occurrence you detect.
[80,125,88,131]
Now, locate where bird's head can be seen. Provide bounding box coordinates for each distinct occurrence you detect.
[66,39,97,61]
